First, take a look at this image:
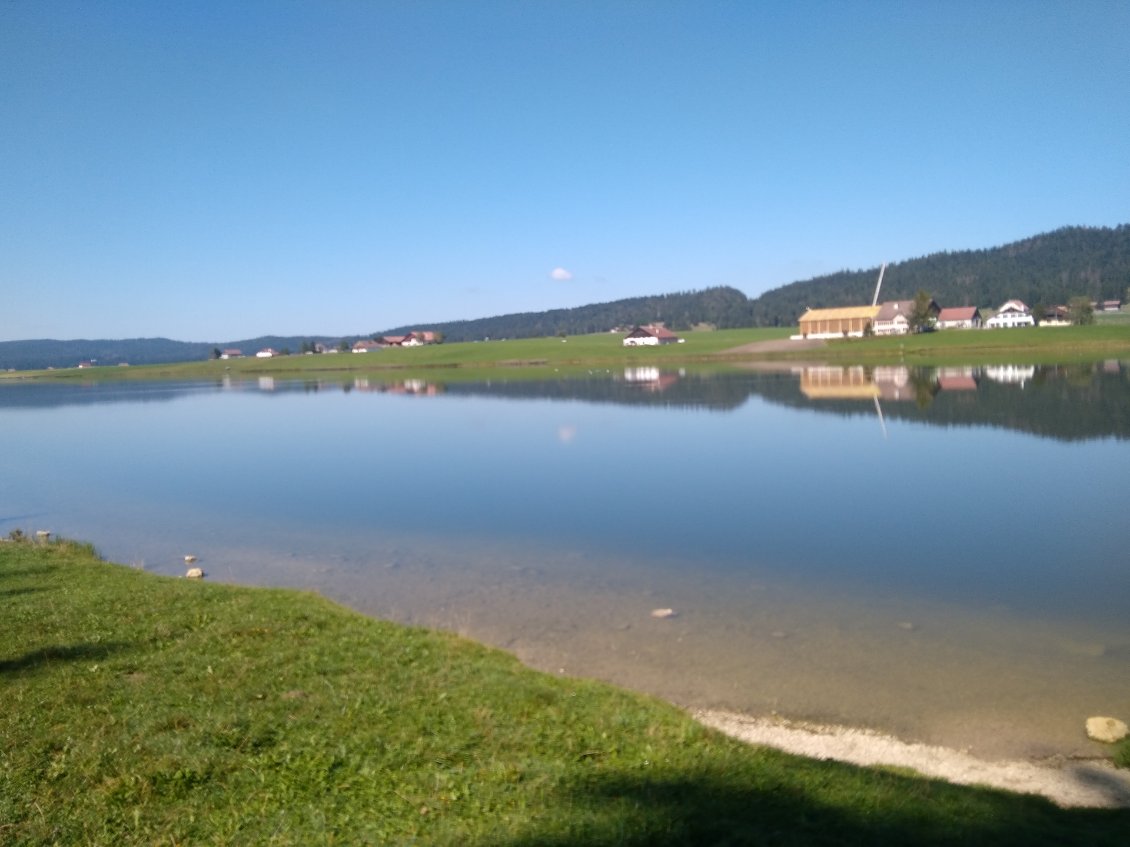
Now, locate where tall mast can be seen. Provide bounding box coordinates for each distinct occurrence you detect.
[871,262,888,307]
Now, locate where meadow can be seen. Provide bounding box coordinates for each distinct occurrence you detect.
[2,536,1128,846]
[5,324,1130,384]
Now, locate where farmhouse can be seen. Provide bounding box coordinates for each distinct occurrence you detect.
[351,340,382,353]
[219,349,243,360]
[796,306,879,339]
[985,300,1035,328]
[622,325,683,346]
[255,348,279,358]
[936,306,982,330]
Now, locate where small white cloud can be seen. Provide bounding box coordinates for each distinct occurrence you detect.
[550,267,573,281]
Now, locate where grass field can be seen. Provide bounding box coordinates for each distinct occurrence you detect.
[4,324,1129,384]
[3,537,1129,845]
[793,324,1130,366]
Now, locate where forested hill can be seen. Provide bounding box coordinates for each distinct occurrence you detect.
[377,286,754,342]
[3,225,1128,369]
[749,224,1130,326]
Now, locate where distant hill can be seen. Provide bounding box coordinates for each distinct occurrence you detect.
[748,224,1130,326]
[0,336,342,372]
[3,224,1127,370]
[376,286,754,343]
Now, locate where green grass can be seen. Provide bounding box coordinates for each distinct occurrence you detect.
[793,324,1130,366]
[3,538,1128,845]
[5,325,1130,384]
[1095,309,1130,326]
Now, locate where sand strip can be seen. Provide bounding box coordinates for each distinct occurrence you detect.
[694,710,1130,809]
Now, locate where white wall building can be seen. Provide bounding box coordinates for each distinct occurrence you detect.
[985,300,1035,329]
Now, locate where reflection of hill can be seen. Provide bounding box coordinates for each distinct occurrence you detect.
[756,363,1130,442]
[3,365,1128,441]
[441,372,751,411]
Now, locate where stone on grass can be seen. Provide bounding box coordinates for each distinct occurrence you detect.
[1085,716,1128,743]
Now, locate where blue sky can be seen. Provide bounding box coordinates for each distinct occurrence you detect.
[2,1,1128,343]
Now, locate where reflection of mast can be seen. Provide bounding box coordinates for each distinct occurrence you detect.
[873,396,888,439]
[871,262,888,306]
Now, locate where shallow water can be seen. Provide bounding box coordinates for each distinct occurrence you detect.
[2,365,1127,759]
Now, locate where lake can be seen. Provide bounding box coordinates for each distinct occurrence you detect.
[2,362,1128,760]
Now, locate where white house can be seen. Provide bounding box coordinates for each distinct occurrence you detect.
[985,300,1035,328]
[622,325,683,346]
[873,300,940,335]
[936,307,982,329]
[255,348,279,358]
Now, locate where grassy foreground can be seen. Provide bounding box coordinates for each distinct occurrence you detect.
[2,539,1128,846]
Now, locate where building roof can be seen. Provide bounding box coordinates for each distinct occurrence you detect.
[937,307,980,322]
[626,324,680,340]
[797,306,880,323]
[874,301,914,322]
[997,299,1029,313]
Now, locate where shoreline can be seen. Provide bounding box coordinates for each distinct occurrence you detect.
[694,709,1130,809]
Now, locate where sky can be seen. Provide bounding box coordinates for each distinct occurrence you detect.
[2,1,1128,343]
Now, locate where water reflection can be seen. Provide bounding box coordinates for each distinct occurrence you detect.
[2,363,1128,759]
[3,361,1129,441]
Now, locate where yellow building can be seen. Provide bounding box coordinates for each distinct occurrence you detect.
[797,305,880,339]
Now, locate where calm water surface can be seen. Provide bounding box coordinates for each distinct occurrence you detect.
[3,364,1128,759]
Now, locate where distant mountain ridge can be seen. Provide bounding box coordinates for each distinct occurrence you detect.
[3,224,1127,370]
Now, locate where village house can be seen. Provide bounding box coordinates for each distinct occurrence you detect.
[985,300,1035,328]
[1040,305,1071,326]
[622,325,683,346]
[872,300,939,335]
[219,349,243,360]
[351,339,383,353]
[796,306,880,339]
[936,306,982,330]
[255,348,279,358]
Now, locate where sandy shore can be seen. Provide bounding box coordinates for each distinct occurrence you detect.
[695,710,1130,809]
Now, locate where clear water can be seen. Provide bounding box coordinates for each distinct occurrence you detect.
[2,364,1128,759]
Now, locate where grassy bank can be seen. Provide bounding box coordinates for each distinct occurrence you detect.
[2,538,1128,845]
[4,325,1130,385]
[1,329,791,384]
[785,324,1130,366]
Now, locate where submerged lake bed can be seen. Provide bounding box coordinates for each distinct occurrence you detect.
[3,363,1128,761]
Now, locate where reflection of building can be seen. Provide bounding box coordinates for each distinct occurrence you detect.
[798,366,878,399]
[350,378,441,395]
[797,306,879,339]
[984,365,1035,386]
[937,367,978,392]
[623,367,679,392]
[797,365,921,401]
[937,376,977,391]
[873,366,913,401]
